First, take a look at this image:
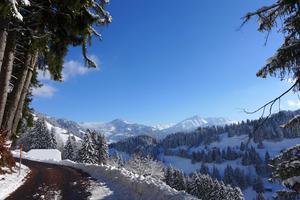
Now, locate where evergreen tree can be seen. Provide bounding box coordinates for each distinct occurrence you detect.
[62,135,75,161]
[265,151,270,164]
[211,166,221,181]
[173,169,186,191]
[78,133,97,164]
[253,177,264,193]
[256,193,266,200]
[224,165,234,185]
[96,133,109,165]
[164,166,174,186]
[49,127,57,149]
[199,163,209,175]
[26,119,57,150]
[270,145,300,194]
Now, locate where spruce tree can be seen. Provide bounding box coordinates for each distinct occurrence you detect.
[62,135,75,161]
[97,133,109,165]
[270,144,300,194]
[27,119,56,149]
[78,133,97,164]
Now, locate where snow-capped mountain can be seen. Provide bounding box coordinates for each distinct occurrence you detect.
[80,119,157,143]
[35,112,236,143]
[153,123,175,131]
[159,115,236,137]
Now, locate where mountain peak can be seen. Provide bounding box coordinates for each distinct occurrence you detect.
[109,119,130,125]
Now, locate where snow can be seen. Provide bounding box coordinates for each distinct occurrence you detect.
[88,181,113,200]
[27,149,61,161]
[284,176,300,188]
[0,164,30,200]
[59,160,197,200]
[8,0,31,21]
[161,155,255,176]
[44,120,81,144]
[11,149,196,199]
[187,133,300,158]
[11,152,196,200]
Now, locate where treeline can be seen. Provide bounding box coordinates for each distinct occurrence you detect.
[161,110,300,150]
[164,166,244,200]
[17,119,108,165]
[109,135,161,159]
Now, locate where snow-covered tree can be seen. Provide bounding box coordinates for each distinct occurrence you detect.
[95,133,108,165]
[20,119,57,150]
[78,133,98,164]
[270,144,300,195]
[188,172,244,200]
[125,154,164,180]
[62,135,77,161]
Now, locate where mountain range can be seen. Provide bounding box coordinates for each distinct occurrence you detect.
[37,113,236,143]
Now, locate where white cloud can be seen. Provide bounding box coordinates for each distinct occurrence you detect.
[62,60,90,80]
[287,99,300,108]
[37,57,100,82]
[35,56,99,97]
[32,84,56,98]
[37,69,51,81]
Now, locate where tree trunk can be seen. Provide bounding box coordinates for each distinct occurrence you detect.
[2,52,32,131]
[0,20,8,72]
[0,31,17,127]
[11,52,38,137]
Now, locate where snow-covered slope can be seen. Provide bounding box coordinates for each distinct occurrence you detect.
[33,113,82,147]
[80,119,157,143]
[36,112,236,142]
[159,116,236,137]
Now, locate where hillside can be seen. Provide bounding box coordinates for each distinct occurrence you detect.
[109,109,300,200]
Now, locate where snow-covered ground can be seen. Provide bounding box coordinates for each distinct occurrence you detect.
[44,120,81,144]
[160,155,255,176]
[60,160,197,200]
[27,149,61,161]
[0,164,30,200]
[158,133,300,200]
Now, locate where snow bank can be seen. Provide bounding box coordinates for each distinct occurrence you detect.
[27,149,61,161]
[62,161,194,199]
[59,160,197,200]
[0,164,30,199]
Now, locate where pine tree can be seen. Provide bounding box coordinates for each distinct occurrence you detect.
[173,169,186,191]
[78,133,97,164]
[270,144,300,194]
[224,165,234,185]
[164,166,174,186]
[265,151,270,164]
[199,163,209,175]
[256,193,266,200]
[49,127,57,149]
[62,135,75,161]
[211,166,221,181]
[253,177,264,193]
[27,119,57,149]
[97,133,109,165]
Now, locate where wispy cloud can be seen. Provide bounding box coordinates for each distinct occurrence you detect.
[34,56,99,97]
[32,84,56,98]
[287,99,300,108]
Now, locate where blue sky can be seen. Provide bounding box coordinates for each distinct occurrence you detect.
[32,0,300,125]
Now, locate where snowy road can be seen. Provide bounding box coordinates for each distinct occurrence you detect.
[6,159,96,200]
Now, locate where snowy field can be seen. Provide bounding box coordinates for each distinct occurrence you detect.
[0,164,30,200]
[161,155,256,175]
